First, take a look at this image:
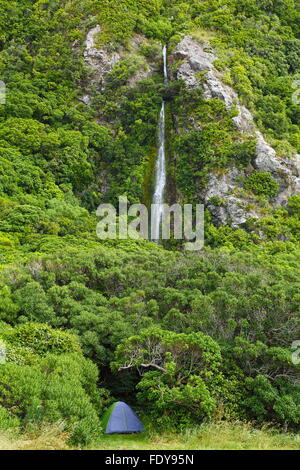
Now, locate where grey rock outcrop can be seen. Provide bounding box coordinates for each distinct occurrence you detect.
[203,169,261,227]
[172,36,300,225]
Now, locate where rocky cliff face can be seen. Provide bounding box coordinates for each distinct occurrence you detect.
[82,25,157,103]
[172,36,300,226]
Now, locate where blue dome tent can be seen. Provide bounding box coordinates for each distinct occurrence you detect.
[102,401,144,434]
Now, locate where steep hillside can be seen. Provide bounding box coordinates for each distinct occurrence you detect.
[0,0,299,253]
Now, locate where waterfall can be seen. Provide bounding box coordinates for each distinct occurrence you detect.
[163,44,168,85]
[151,46,168,241]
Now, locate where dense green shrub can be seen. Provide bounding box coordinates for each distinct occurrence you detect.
[112,327,222,426]
[0,323,104,444]
[244,375,300,426]
[2,323,81,356]
[0,405,20,433]
[106,56,148,88]
[0,240,299,430]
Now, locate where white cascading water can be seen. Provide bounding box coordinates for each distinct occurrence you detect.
[151,46,168,241]
[163,44,168,86]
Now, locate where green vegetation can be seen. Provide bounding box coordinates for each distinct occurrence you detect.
[0,422,299,450]
[244,171,279,197]
[169,87,257,201]
[0,0,299,241]
[0,322,107,445]
[0,0,299,449]
[195,0,300,151]
[0,243,299,443]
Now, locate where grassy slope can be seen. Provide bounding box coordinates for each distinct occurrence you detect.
[1,423,299,450]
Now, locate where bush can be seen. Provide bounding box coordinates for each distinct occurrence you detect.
[244,171,279,198]
[287,195,300,215]
[3,323,81,356]
[0,355,102,445]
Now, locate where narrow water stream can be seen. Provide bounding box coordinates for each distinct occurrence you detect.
[151,45,168,241]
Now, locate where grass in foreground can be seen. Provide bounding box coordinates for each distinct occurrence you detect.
[0,422,299,451]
